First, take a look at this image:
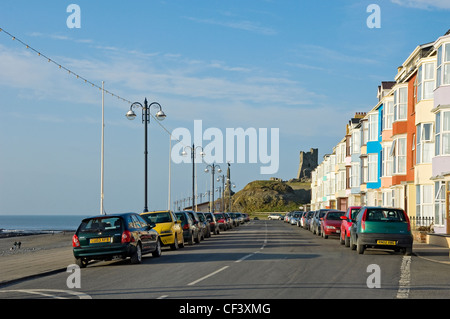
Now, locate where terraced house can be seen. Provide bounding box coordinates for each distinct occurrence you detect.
[310,30,450,235]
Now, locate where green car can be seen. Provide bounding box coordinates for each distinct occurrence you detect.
[348,207,413,255]
[72,213,162,268]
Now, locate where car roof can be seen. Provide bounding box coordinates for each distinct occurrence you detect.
[81,212,136,220]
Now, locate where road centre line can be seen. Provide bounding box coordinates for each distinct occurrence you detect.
[187,221,268,287]
[187,266,230,286]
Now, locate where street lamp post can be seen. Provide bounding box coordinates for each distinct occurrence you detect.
[126,98,166,213]
[217,175,225,211]
[182,144,205,212]
[205,164,222,213]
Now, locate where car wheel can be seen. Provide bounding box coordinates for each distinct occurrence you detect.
[344,234,350,247]
[131,243,142,264]
[179,234,185,248]
[404,246,412,256]
[152,239,162,258]
[339,233,345,245]
[350,234,356,250]
[170,237,179,250]
[356,239,365,254]
[75,257,88,268]
[188,233,194,245]
[195,232,201,244]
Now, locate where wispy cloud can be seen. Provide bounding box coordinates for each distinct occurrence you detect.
[185,17,277,35]
[28,32,94,44]
[390,0,450,10]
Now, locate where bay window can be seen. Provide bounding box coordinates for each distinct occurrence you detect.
[368,154,378,182]
[435,110,450,156]
[391,137,406,174]
[417,62,435,101]
[416,185,433,219]
[394,87,407,121]
[368,114,378,141]
[383,100,394,130]
[434,181,445,226]
[437,43,450,87]
[416,123,434,163]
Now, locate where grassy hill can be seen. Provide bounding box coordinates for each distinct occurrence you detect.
[231,180,310,214]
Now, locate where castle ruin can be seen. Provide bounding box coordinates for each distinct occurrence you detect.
[297,148,318,181]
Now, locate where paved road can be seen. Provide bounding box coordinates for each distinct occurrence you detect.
[1,220,449,300]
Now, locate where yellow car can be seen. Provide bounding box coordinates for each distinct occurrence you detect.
[141,210,184,250]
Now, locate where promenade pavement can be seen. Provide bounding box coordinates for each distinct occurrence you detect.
[0,234,449,287]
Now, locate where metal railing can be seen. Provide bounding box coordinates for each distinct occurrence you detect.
[410,216,434,231]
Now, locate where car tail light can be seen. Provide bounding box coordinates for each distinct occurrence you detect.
[404,212,411,231]
[217,219,224,223]
[183,224,190,230]
[361,209,367,231]
[72,234,80,247]
[121,230,134,243]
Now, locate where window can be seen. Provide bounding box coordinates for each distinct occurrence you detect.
[392,137,406,174]
[361,157,368,184]
[382,144,393,176]
[437,43,450,88]
[434,181,445,226]
[352,130,360,154]
[417,62,435,101]
[362,120,368,145]
[416,123,434,163]
[383,100,394,130]
[435,111,450,156]
[394,87,407,121]
[351,162,360,187]
[416,184,433,219]
[368,154,378,182]
[368,114,378,141]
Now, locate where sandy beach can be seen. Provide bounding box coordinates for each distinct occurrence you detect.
[0,232,74,257]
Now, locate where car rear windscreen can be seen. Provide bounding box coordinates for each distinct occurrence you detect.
[79,217,123,233]
[366,209,407,222]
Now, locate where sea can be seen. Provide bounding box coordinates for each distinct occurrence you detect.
[0,215,90,233]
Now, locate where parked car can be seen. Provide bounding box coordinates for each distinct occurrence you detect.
[339,206,361,247]
[186,211,206,241]
[242,213,250,222]
[349,207,413,255]
[284,212,293,223]
[310,210,326,235]
[175,211,199,245]
[214,212,229,231]
[290,212,302,225]
[268,213,284,220]
[320,210,345,239]
[225,213,234,228]
[141,210,184,250]
[196,212,211,238]
[72,213,161,268]
[229,212,241,227]
[302,211,314,230]
[204,212,220,235]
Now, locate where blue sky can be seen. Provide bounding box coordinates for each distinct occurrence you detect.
[0,0,449,215]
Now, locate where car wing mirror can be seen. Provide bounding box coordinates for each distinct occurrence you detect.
[340,216,347,220]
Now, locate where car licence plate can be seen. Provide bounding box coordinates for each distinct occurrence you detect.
[377,240,396,245]
[90,237,111,244]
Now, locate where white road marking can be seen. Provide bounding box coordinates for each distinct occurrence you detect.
[0,289,92,299]
[187,266,229,286]
[396,256,411,299]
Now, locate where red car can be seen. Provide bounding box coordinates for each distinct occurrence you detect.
[339,206,362,247]
[320,210,345,239]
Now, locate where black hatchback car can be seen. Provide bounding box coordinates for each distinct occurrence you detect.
[72,213,161,268]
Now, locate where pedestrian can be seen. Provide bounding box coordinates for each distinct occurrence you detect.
[18,241,21,249]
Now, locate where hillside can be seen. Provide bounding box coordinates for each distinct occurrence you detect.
[231,180,311,214]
